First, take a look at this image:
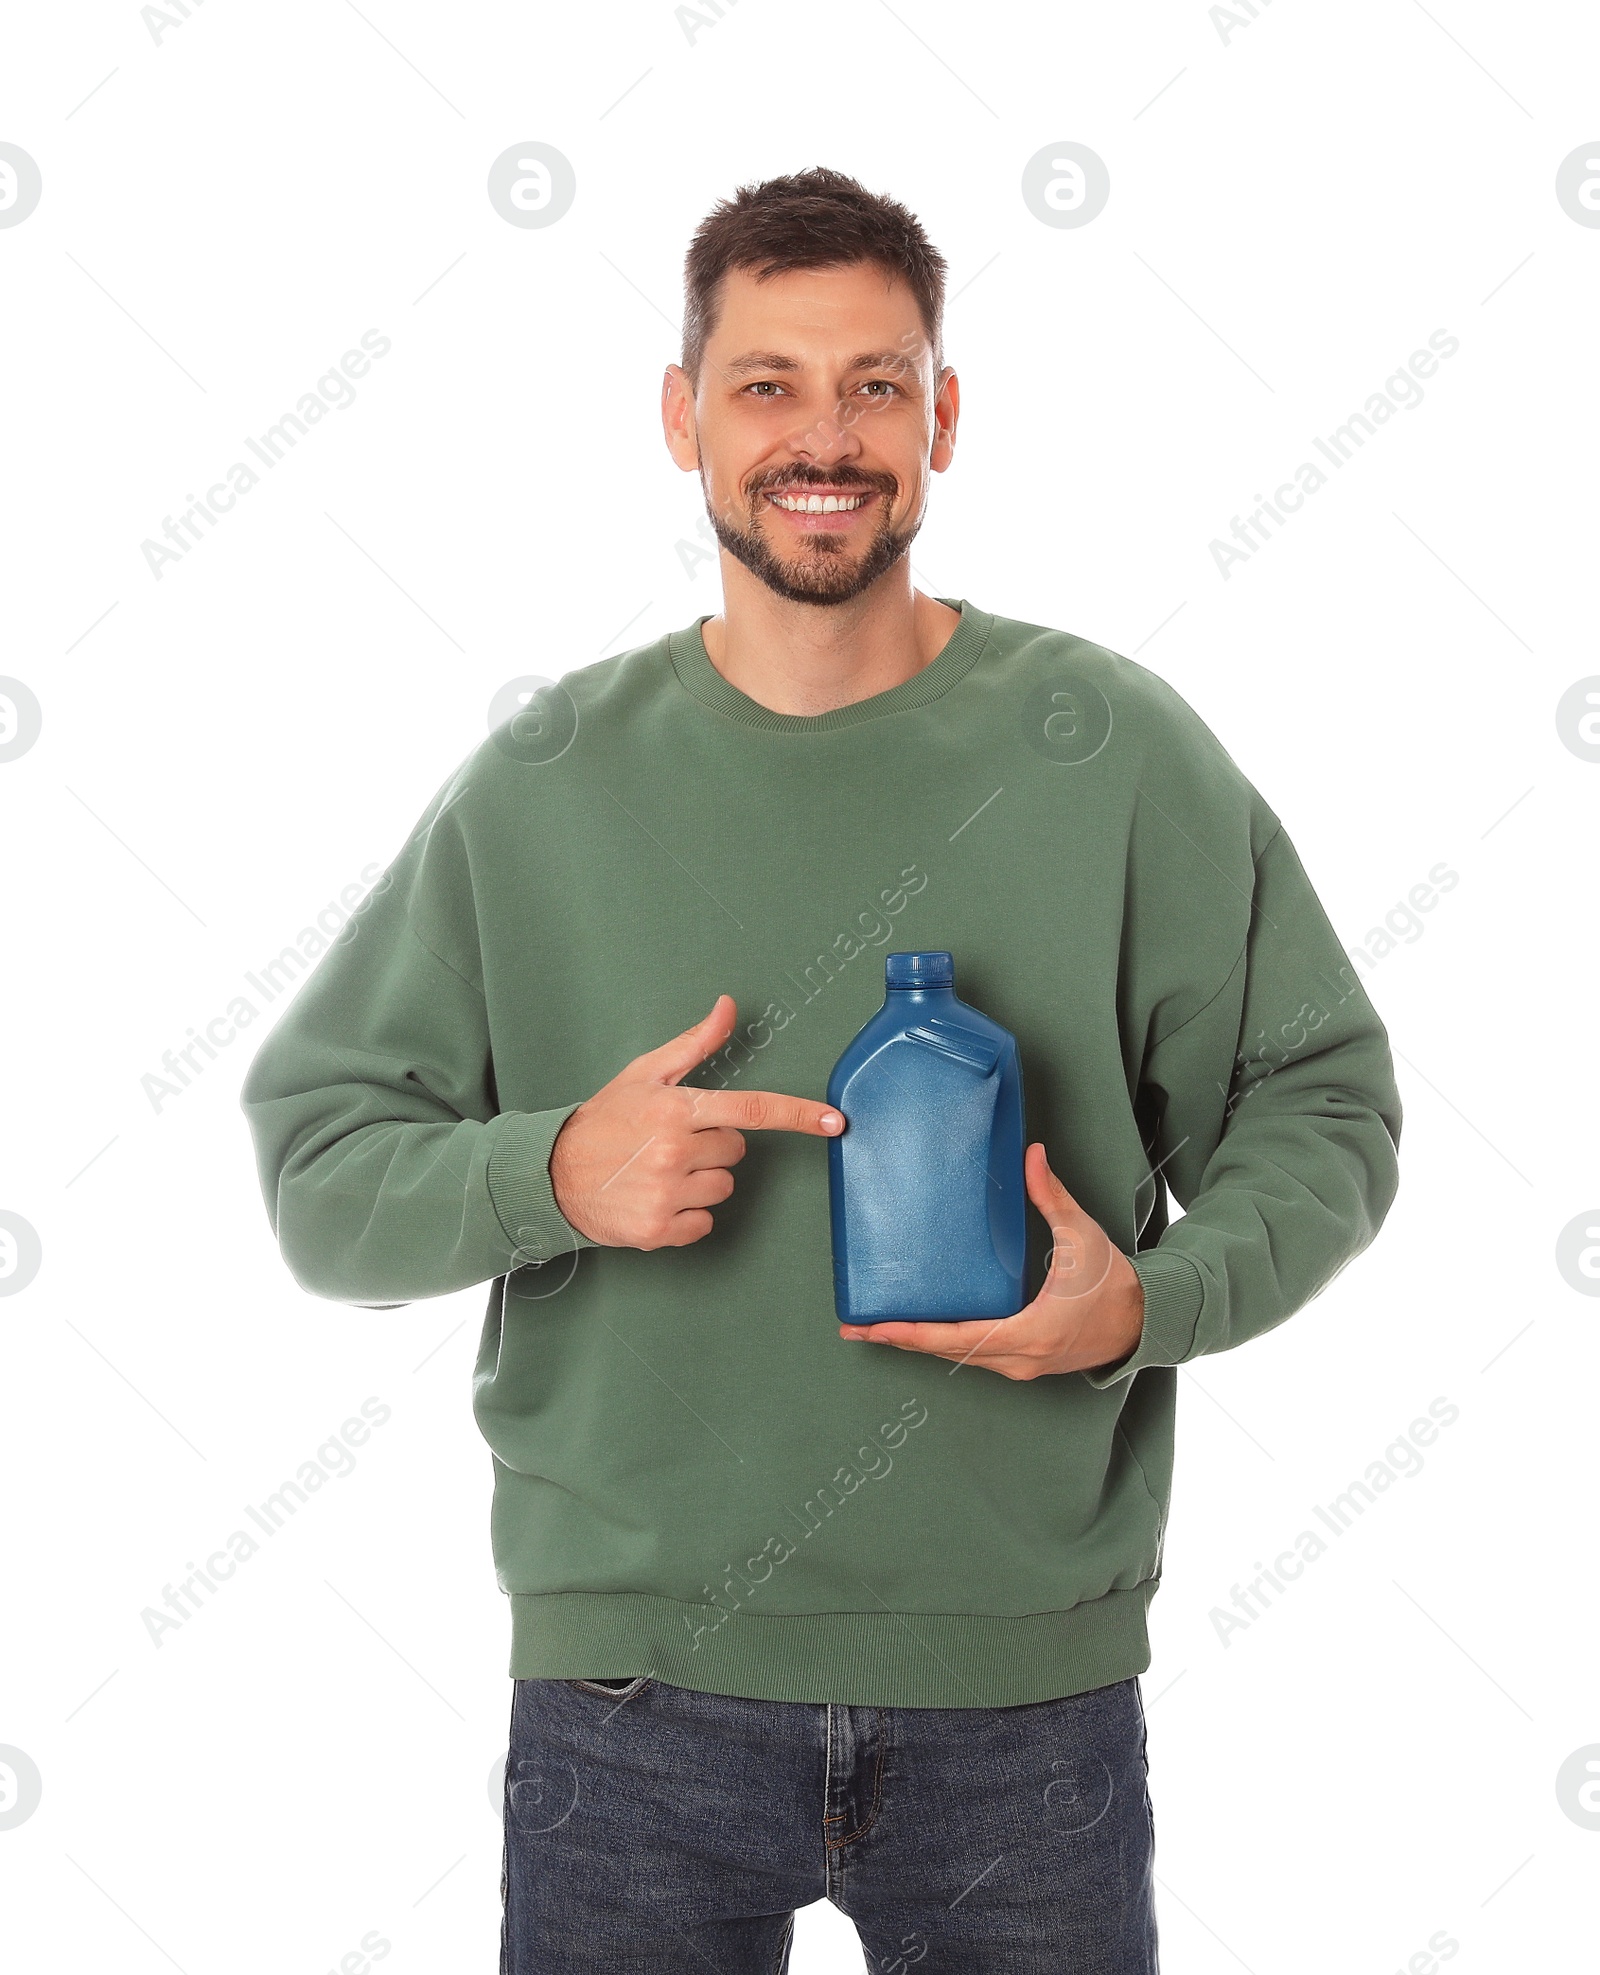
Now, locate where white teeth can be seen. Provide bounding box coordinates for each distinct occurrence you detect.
[770,491,867,513]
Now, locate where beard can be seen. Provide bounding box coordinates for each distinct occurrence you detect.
[701,470,922,606]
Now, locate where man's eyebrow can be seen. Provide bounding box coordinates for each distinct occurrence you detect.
[721,349,919,379]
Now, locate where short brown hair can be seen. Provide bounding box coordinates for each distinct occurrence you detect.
[681,166,948,389]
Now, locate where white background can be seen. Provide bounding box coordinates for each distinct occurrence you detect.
[3,1,1597,1969]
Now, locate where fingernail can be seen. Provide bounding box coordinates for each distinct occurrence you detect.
[821,1111,843,1131]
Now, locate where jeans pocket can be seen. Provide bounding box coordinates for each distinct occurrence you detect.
[562,1675,654,1701]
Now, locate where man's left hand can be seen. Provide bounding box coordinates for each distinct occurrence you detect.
[839,1142,1145,1380]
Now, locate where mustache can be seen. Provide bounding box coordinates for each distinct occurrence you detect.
[752,473,892,498]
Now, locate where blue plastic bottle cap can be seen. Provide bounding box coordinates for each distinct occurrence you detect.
[886,950,954,988]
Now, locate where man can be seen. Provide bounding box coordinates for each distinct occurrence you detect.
[240,166,1401,1972]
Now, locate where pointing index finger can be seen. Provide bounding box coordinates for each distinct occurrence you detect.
[686,1088,845,1136]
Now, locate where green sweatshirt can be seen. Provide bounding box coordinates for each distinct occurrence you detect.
[239,597,1401,1707]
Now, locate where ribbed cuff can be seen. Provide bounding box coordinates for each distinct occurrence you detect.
[485,1105,597,1264]
[1080,1247,1206,1387]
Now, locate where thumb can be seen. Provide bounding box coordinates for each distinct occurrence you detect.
[1025,1140,1079,1224]
[1027,1143,1113,1302]
[621,993,739,1088]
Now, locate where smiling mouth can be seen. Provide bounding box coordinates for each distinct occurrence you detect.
[761,486,882,530]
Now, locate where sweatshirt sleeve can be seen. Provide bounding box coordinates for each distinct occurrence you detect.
[1083,822,1402,1387]
[238,792,596,1307]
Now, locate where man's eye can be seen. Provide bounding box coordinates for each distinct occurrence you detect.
[741,380,897,399]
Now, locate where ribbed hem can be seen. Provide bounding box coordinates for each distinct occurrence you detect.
[1082,1248,1206,1388]
[668,597,995,732]
[507,1583,1156,1707]
[485,1105,597,1264]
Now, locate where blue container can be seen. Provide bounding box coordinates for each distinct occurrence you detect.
[826,951,1027,1324]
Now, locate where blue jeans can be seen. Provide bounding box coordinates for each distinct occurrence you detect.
[501,1673,1158,1972]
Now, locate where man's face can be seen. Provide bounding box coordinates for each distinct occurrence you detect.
[663,261,956,607]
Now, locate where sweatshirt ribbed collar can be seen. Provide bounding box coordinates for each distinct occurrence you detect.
[668,596,995,733]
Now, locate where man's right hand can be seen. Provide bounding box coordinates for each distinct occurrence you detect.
[548,994,845,1249]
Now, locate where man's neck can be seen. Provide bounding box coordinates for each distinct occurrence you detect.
[699,578,963,717]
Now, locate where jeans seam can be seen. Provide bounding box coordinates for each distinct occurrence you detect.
[822,1705,836,1896]
[499,1681,517,1975]
[823,1708,888,1851]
